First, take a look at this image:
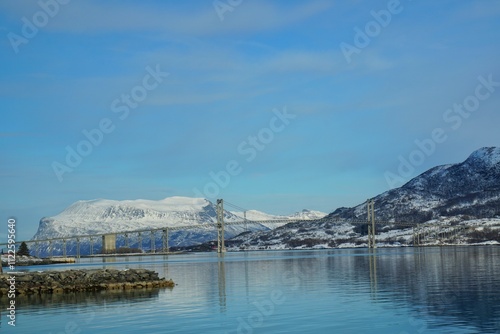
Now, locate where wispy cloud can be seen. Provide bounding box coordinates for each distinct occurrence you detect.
[452,0,500,20]
[0,0,332,36]
[0,132,38,137]
[1,0,499,238]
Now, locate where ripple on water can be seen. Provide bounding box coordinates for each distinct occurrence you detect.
[1,247,499,334]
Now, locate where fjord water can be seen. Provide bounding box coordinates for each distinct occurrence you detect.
[1,247,499,333]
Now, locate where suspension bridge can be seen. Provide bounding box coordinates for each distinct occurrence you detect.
[0,199,486,258]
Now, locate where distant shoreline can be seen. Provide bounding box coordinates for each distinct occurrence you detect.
[2,243,499,268]
[0,252,187,267]
[84,251,185,258]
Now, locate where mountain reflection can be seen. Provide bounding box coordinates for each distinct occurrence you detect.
[2,247,498,333]
[313,247,500,333]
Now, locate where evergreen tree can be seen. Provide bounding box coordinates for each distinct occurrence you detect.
[17,241,30,256]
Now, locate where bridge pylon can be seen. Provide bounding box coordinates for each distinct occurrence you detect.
[162,228,169,253]
[217,199,226,253]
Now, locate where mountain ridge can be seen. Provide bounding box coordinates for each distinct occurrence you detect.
[329,147,500,223]
[31,196,325,252]
[30,147,500,253]
[228,147,500,250]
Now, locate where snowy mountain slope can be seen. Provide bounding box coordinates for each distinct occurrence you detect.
[30,196,324,255]
[227,147,500,250]
[30,197,271,255]
[330,147,500,223]
[231,210,284,221]
[29,147,500,253]
[230,209,327,229]
[33,197,234,239]
[231,209,327,221]
[288,209,328,220]
[227,216,500,251]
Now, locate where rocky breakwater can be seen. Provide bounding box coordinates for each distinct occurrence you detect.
[0,269,175,295]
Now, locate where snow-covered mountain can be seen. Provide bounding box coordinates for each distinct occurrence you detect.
[31,197,264,254]
[230,209,327,229]
[30,196,324,255]
[330,147,500,222]
[228,147,500,250]
[289,209,328,220]
[31,147,500,253]
[34,197,236,239]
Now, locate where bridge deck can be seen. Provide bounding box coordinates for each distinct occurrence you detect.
[0,217,417,247]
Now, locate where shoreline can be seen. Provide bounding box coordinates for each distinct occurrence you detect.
[2,243,498,269]
[0,252,185,267]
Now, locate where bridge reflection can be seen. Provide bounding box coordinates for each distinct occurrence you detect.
[218,254,226,313]
[369,249,377,298]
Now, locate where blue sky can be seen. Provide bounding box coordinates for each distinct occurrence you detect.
[1,0,500,240]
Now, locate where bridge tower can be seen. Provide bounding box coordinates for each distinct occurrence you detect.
[217,199,226,253]
[367,200,376,249]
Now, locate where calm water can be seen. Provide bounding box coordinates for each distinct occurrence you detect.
[1,247,499,333]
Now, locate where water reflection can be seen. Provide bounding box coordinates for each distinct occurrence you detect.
[0,288,162,311]
[368,249,377,298]
[5,247,500,333]
[218,254,226,313]
[206,248,500,333]
[316,247,500,333]
[102,257,116,263]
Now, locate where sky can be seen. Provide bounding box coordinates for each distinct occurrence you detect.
[1,0,500,240]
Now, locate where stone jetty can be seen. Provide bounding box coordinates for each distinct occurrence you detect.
[0,269,174,295]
